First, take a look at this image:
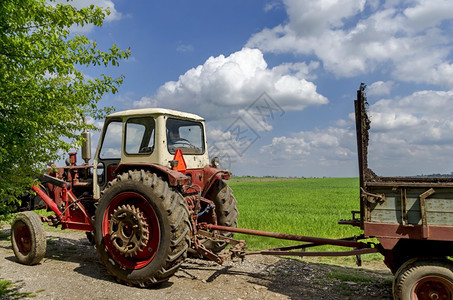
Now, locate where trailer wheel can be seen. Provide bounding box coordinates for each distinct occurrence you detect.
[393,257,453,300]
[11,211,46,265]
[203,180,238,253]
[95,170,191,287]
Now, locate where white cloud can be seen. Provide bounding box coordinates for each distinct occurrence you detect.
[264,1,283,12]
[369,89,453,137]
[247,0,453,86]
[366,88,453,175]
[404,0,453,31]
[133,48,328,127]
[284,0,366,36]
[260,126,356,169]
[366,81,395,97]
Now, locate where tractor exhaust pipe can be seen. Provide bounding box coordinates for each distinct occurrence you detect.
[81,130,91,164]
[80,115,91,164]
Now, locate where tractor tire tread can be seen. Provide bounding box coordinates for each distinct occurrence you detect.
[11,211,46,265]
[95,170,190,287]
[203,180,238,253]
[393,257,453,300]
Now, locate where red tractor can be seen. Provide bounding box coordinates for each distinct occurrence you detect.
[11,108,239,287]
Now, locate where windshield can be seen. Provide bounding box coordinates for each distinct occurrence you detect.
[166,118,204,155]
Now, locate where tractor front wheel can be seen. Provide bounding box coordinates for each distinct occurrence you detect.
[11,211,46,265]
[95,170,191,287]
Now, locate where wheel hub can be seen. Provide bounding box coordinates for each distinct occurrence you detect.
[413,276,453,300]
[109,204,149,257]
[16,223,32,254]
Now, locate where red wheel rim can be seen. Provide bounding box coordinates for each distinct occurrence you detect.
[14,221,32,255]
[102,192,160,270]
[411,275,453,300]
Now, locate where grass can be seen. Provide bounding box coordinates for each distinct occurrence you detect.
[229,177,361,245]
[0,213,16,225]
[0,230,9,241]
[0,279,37,299]
[228,177,383,264]
[0,209,72,234]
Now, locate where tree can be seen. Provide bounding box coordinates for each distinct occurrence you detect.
[0,0,130,212]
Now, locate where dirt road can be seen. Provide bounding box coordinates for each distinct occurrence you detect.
[0,226,393,299]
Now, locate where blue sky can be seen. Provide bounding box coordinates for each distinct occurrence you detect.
[77,0,453,177]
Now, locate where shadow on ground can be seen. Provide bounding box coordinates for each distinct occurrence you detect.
[1,227,113,284]
[179,257,393,299]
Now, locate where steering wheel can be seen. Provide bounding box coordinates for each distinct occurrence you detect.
[139,146,153,153]
[171,138,191,145]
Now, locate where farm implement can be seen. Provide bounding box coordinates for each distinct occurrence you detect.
[10,85,453,299]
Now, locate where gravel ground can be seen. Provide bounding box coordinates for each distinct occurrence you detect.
[0,225,393,299]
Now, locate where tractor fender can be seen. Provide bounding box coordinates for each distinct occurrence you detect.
[114,163,190,187]
[201,165,231,197]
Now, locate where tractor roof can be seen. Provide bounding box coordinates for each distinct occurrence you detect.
[107,108,204,121]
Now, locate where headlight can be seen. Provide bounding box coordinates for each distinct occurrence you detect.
[211,157,220,168]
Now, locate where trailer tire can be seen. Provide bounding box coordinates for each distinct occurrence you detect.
[95,170,191,287]
[203,180,238,253]
[393,257,453,300]
[11,211,46,265]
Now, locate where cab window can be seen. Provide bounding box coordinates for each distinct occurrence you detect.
[99,120,122,159]
[125,117,155,155]
[166,118,204,155]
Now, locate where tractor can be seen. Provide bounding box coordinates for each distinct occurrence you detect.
[11,108,239,287]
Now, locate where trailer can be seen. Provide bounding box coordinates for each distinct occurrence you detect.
[353,83,453,299]
[10,85,453,299]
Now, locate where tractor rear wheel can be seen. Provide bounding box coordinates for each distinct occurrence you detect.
[393,257,453,300]
[95,170,191,287]
[11,211,46,265]
[203,180,238,253]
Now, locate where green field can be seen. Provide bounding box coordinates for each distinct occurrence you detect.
[227,177,377,263]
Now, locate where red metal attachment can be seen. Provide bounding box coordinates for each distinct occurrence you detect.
[31,175,93,231]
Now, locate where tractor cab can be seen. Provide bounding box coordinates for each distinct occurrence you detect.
[93,108,210,198]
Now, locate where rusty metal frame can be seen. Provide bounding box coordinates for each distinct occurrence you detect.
[364,222,453,244]
[245,248,379,258]
[200,223,370,248]
[355,83,370,228]
[198,223,379,266]
[355,84,366,191]
[400,188,408,226]
[419,188,435,238]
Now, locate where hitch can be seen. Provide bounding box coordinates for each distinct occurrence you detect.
[196,230,247,263]
[197,222,379,264]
